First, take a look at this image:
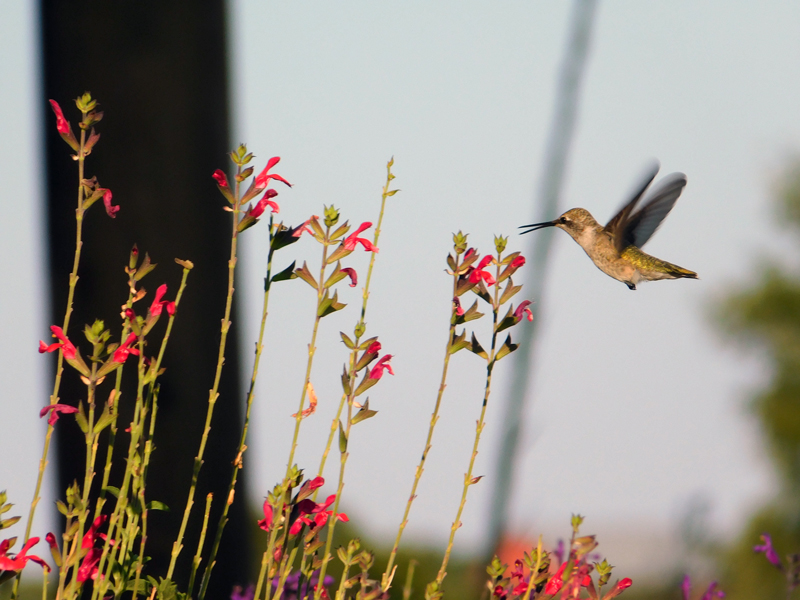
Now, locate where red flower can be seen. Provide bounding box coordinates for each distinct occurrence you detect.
[149,284,176,317]
[258,501,274,532]
[544,563,566,595]
[39,326,77,360]
[113,333,140,364]
[343,222,378,253]
[102,189,119,218]
[365,341,381,354]
[77,548,102,582]
[212,169,229,188]
[250,189,280,218]
[369,355,394,380]
[82,515,108,550]
[469,255,496,286]
[291,216,318,238]
[340,267,357,287]
[48,100,70,135]
[510,256,526,269]
[514,300,533,322]
[254,157,292,189]
[618,578,632,590]
[39,404,79,427]
[0,537,49,572]
[464,248,476,260]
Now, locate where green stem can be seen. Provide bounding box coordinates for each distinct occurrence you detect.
[187,493,214,599]
[435,252,503,587]
[382,256,461,590]
[167,169,243,581]
[13,121,88,600]
[197,218,277,600]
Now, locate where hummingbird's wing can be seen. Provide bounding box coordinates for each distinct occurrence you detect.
[619,172,687,250]
[605,163,660,254]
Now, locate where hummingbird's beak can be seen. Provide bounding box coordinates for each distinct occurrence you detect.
[518,220,557,235]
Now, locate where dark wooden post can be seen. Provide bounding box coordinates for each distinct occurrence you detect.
[40,2,250,595]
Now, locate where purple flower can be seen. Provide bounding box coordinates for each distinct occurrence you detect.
[700,581,724,600]
[230,584,254,600]
[271,571,334,600]
[754,533,782,568]
[681,575,692,600]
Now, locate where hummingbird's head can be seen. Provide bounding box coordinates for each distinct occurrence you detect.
[519,208,599,244]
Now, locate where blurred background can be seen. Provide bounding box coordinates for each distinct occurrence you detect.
[2,1,800,598]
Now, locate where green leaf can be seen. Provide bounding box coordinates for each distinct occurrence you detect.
[446,254,457,272]
[295,261,318,289]
[469,333,488,359]
[75,401,89,434]
[338,421,348,453]
[237,212,259,233]
[104,486,120,499]
[319,290,347,318]
[351,399,378,425]
[385,189,400,196]
[449,329,470,354]
[330,220,351,241]
[494,334,519,362]
[495,304,517,334]
[324,262,348,288]
[56,500,69,516]
[146,500,170,512]
[0,516,20,530]
[93,405,115,433]
[354,372,378,396]
[499,278,522,305]
[271,260,297,283]
[340,332,355,349]
[271,223,302,251]
[341,366,352,396]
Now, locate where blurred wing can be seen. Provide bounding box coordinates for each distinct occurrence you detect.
[621,172,687,249]
[606,162,660,253]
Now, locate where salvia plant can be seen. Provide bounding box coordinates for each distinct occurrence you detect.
[0,93,644,600]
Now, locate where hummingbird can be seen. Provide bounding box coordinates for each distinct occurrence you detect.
[520,164,698,290]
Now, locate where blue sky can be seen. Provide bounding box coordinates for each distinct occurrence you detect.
[3,1,799,576]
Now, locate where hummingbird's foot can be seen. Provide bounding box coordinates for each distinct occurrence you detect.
[625,282,637,290]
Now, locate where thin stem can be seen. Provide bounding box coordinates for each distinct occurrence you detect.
[520,536,543,600]
[382,256,461,589]
[402,560,417,600]
[197,217,277,600]
[13,121,88,600]
[187,493,214,598]
[167,169,243,580]
[435,253,503,586]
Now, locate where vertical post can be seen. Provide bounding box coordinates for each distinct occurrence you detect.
[40,2,249,596]
[486,0,598,559]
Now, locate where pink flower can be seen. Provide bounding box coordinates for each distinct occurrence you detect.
[369,355,394,380]
[212,169,229,188]
[699,581,723,600]
[754,533,781,567]
[453,297,464,316]
[102,189,119,218]
[681,575,691,600]
[514,300,533,322]
[343,222,378,252]
[48,100,70,135]
[618,578,633,590]
[254,157,292,189]
[113,332,140,364]
[365,341,381,354]
[39,326,76,360]
[340,267,357,287]
[39,404,79,427]
[469,255,496,286]
[149,284,176,317]
[0,537,49,572]
[250,189,280,218]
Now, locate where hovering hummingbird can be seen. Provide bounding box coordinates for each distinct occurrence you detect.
[520,164,698,290]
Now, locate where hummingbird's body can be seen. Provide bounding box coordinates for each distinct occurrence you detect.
[521,165,698,290]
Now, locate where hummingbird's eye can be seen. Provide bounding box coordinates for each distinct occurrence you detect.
[559,217,568,224]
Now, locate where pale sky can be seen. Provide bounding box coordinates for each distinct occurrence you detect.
[3,0,799,578]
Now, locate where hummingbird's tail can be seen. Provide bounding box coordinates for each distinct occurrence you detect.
[664,262,698,279]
